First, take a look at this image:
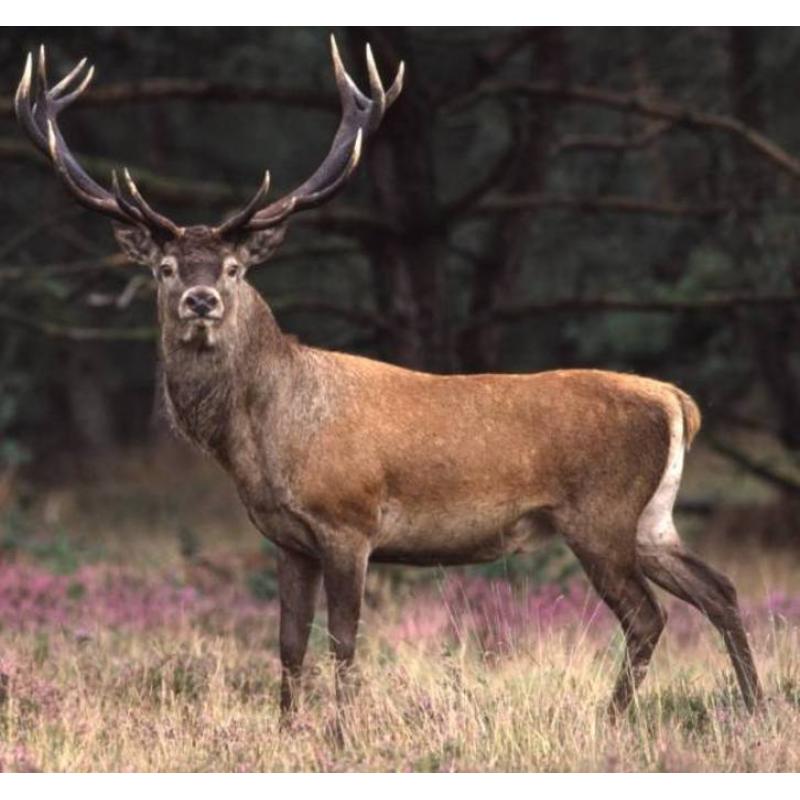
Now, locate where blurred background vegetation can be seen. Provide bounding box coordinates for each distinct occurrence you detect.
[1,27,800,564]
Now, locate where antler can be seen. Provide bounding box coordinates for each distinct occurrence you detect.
[15,47,182,239]
[215,35,404,236]
[16,39,402,242]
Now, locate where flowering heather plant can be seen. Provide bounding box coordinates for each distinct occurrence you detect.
[2,559,799,650]
[0,551,799,770]
[390,572,800,656]
[391,576,614,655]
[0,743,39,773]
[0,561,275,635]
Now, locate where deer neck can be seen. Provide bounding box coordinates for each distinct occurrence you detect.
[159,282,298,460]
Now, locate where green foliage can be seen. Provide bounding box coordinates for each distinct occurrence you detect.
[0,371,32,470]
[777,675,800,708]
[0,505,102,574]
[246,569,279,602]
[244,540,279,602]
[1,26,799,474]
[468,540,580,589]
[138,652,212,704]
[1,528,81,574]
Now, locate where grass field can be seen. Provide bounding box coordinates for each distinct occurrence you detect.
[1,444,799,772]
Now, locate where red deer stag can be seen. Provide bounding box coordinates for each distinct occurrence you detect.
[16,40,762,718]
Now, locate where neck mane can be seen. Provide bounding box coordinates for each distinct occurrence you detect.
[159,282,296,456]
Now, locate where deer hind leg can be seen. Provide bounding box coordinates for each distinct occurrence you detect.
[574,551,668,717]
[638,544,763,711]
[634,400,762,711]
[277,547,322,718]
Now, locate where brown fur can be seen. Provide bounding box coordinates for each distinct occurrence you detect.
[129,240,760,717]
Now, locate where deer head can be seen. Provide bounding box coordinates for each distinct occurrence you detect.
[15,39,403,350]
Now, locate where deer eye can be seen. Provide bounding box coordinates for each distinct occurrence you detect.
[226,261,239,279]
[159,262,176,279]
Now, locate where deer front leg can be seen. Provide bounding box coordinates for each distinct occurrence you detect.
[277,546,321,718]
[322,540,370,705]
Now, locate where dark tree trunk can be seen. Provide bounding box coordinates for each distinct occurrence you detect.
[728,27,800,450]
[357,28,450,372]
[65,342,116,454]
[458,28,569,372]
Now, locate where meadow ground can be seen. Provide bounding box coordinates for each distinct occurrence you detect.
[1,442,799,772]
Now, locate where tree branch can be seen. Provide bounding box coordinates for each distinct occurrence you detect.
[0,136,240,204]
[273,300,395,333]
[0,137,392,236]
[449,80,800,183]
[0,254,129,284]
[552,122,674,154]
[441,135,518,221]
[707,436,800,496]
[0,304,155,341]
[462,293,800,332]
[477,193,728,219]
[0,80,337,119]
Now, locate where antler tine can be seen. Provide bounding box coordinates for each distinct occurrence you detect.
[216,171,272,236]
[248,130,363,229]
[364,45,387,131]
[365,44,384,94]
[123,169,183,237]
[50,56,89,98]
[15,51,32,100]
[33,48,95,112]
[15,47,182,240]
[24,54,111,202]
[385,61,405,107]
[111,170,146,223]
[227,35,402,236]
[45,121,134,224]
[56,63,95,107]
[330,35,367,108]
[14,53,43,150]
[36,45,49,96]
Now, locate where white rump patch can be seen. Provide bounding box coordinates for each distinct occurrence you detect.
[636,406,684,547]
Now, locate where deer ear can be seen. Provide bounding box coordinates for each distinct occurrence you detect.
[113,224,162,266]
[236,225,288,269]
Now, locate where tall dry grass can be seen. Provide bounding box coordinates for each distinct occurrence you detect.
[0,556,799,772]
[1,444,799,772]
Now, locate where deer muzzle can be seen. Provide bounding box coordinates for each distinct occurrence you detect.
[179,287,223,321]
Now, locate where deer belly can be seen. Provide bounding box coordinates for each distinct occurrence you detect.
[371,502,555,566]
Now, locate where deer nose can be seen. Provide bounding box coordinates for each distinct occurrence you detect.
[181,287,222,319]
